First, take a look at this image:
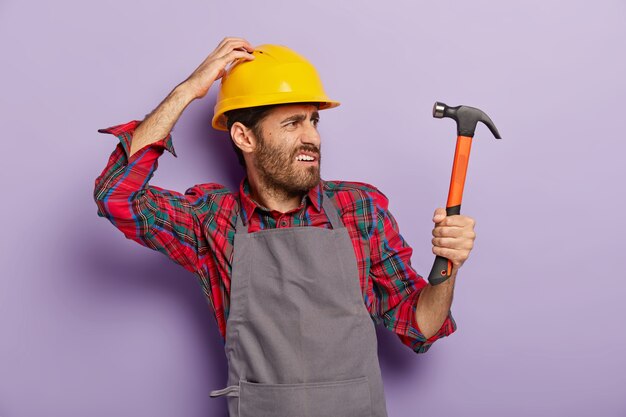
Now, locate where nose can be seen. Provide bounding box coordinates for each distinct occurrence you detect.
[300,120,321,147]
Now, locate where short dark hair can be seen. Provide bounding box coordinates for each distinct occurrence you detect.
[224,105,277,167]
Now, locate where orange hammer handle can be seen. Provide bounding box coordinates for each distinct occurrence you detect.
[428,135,473,285]
[447,135,473,208]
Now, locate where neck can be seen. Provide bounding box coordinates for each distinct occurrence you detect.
[247,171,305,213]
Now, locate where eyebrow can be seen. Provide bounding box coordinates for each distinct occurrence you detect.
[280,111,320,124]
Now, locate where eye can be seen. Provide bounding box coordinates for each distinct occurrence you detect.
[311,117,320,127]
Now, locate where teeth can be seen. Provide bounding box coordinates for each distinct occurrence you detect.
[296,155,315,161]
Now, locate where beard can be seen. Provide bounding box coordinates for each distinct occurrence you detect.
[253,132,321,198]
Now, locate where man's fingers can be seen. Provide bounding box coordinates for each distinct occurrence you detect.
[213,45,254,68]
[430,211,475,270]
[204,49,255,81]
[433,226,476,241]
[432,236,474,250]
[223,49,255,62]
[216,38,254,56]
[219,50,255,69]
[439,215,475,228]
[218,37,250,48]
[239,42,255,52]
[432,246,470,266]
[432,226,464,238]
[432,245,458,259]
[183,37,255,99]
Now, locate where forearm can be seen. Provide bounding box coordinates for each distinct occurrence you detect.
[415,269,456,339]
[129,83,197,158]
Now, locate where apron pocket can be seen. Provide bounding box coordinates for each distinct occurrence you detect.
[238,376,372,417]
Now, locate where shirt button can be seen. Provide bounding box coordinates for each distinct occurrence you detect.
[280,220,288,227]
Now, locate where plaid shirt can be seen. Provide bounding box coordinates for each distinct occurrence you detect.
[94,120,456,353]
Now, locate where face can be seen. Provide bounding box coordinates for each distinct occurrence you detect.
[252,103,322,197]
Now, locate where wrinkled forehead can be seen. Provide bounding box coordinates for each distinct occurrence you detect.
[264,102,320,119]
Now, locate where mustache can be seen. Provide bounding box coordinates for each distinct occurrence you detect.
[292,145,320,156]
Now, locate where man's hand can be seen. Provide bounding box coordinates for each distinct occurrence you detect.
[128,37,255,157]
[181,37,255,100]
[431,208,476,271]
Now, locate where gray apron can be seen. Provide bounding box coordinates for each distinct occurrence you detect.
[210,195,388,417]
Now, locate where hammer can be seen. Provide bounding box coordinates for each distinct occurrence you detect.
[428,102,501,285]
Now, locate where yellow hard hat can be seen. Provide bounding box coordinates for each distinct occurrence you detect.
[212,44,340,131]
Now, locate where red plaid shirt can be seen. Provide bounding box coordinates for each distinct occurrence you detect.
[94,121,456,353]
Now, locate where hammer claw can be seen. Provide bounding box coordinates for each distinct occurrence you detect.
[480,112,501,139]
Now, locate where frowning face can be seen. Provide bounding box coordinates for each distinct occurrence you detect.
[251,103,322,197]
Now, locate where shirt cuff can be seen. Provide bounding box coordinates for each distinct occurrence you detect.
[398,290,458,354]
[97,120,177,160]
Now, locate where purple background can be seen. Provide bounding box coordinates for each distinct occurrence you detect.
[1,0,625,416]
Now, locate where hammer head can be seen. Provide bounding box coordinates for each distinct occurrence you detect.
[433,102,501,139]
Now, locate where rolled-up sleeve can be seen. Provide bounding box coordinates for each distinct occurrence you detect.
[368,190,457,354]
[93,120,204,275]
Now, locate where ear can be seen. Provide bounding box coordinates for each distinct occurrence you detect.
[230,122,258,155]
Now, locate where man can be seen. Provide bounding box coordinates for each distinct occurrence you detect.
[94,37,476,416]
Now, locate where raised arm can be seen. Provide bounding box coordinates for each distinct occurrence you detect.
[130,37,255,157]
[94,37,255,274]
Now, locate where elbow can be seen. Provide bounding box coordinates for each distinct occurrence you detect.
[420,328,438,340]
[93,175,116,218]
[93,179,107,217]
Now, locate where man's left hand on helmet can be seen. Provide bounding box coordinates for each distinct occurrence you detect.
[182,37,255,101]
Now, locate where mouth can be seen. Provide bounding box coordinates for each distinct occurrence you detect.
[294,151,319,165]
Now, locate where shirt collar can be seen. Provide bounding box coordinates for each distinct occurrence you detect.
[238,178,323,225]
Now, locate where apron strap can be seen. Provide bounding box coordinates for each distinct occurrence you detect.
[321,192,344,230]
[235,201,247,234]
[234,188,344,233]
